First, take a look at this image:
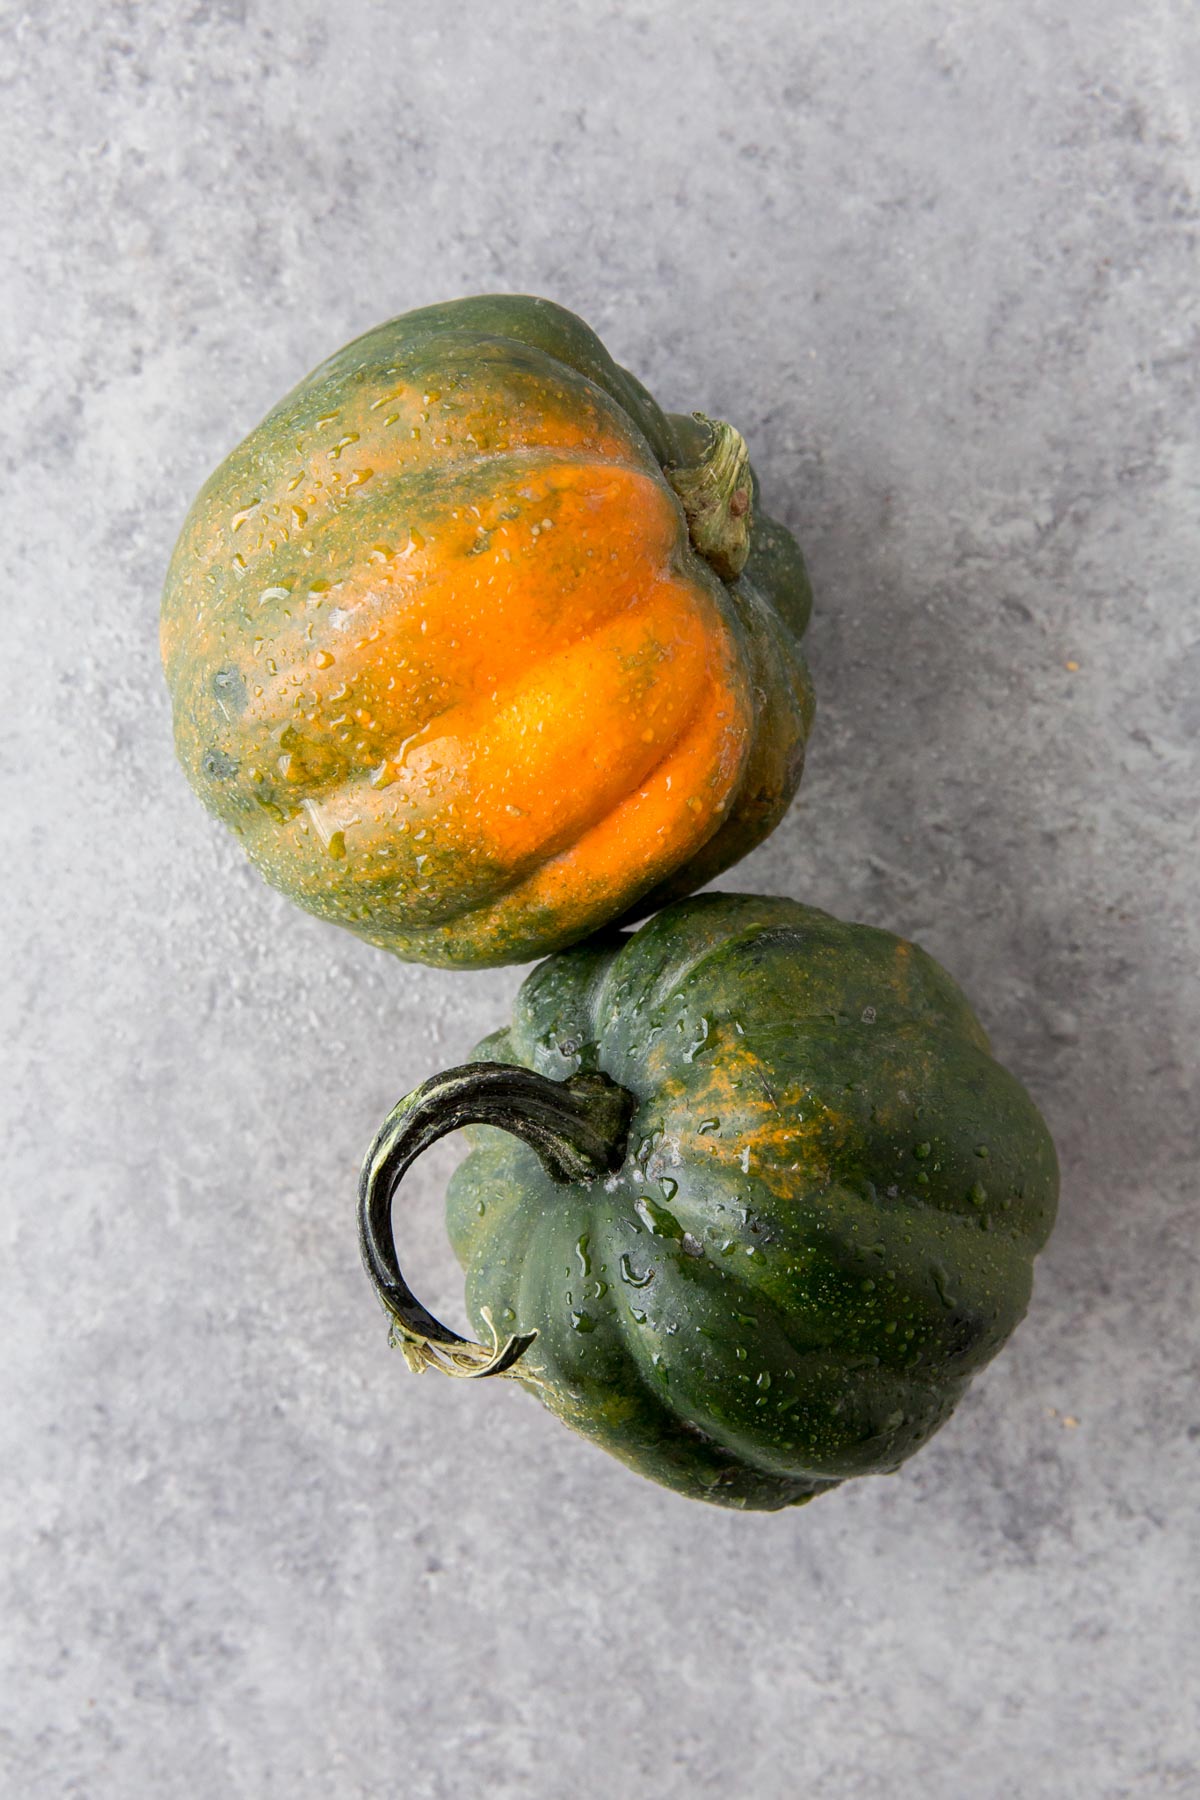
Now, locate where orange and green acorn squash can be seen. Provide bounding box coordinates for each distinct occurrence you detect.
[359,894,1059,1510]
[161,296,814,968]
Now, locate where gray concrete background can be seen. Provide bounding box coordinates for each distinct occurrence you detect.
[3,1,1197,1795]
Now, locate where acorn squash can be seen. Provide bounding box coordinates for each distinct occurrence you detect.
[161,297,813,968]
[359,894,1059,1510]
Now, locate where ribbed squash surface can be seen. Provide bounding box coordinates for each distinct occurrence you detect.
[161,297,813,966]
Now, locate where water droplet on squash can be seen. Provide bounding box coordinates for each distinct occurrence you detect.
[327,831,346,860]
[569,1309,596,1334]
[619,1254,654,1289]
[634,1196,682,1239]
[211,665,247,717]
[201,747,239,781]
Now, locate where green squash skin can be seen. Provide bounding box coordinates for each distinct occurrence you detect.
[445,894,1058,1511]
[162,295,814,969]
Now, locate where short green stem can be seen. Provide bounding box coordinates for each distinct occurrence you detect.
[666,411,753,582]
[357,1063,635,1379]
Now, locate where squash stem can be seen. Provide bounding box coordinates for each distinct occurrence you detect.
[357,1063,635,1379]
[666,411,753,582]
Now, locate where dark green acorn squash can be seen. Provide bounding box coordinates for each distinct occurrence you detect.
[359,893,1058,1510]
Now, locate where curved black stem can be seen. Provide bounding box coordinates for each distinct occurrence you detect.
[357,1062,635,1379]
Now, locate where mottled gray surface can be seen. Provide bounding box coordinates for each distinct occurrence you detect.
[3,0,1198,1794]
